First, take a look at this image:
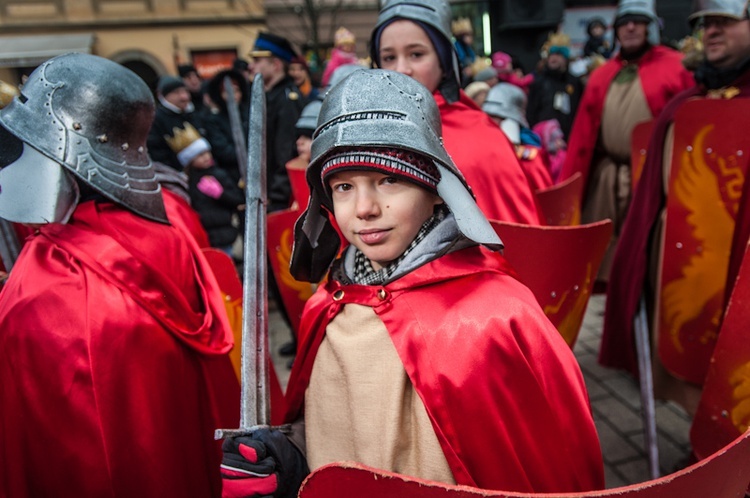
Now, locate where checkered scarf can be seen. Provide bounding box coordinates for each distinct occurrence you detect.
[352,205,448,285]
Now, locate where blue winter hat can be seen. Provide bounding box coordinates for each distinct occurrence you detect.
[249,32,297,63]
[549,45,570,59]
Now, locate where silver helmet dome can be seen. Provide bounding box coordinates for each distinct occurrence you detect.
[0,53,167,223]
[614,0,661,45]
[689,0,750,22]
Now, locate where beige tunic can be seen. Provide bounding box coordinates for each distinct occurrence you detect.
[305,303,455,484]
[582,72,653,282]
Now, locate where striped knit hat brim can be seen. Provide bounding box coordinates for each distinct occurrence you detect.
[321,147,440,194]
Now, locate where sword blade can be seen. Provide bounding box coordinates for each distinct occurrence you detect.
[215,75,269,440]
[635,295,660,479]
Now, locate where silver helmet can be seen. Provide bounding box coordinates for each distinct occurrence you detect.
[482,83,529,128]
[614,0,661,45]
[369,0,461,102]
[689,0,750,22]
[295,99,323,132]
[323,63,366,97]
[0,53,167,224]
[290,68,502,282]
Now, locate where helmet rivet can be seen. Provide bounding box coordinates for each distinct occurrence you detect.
[73,122,82,130]
[97,134,108,143]
[121,143,129,151]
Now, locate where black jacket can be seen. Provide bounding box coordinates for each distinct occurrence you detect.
[526,68,584,141]
[188,165,244,248]
[266,76,306,211]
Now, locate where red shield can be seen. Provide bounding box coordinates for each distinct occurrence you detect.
[490,219,612,347]
[657,99,750,384]
[298,434,750,498]
[286,158,310,211]
[534,172,583,226]
[267,207,317,335]
[692,241,750,461]
[630,119,654,194]
[201,248,244,380]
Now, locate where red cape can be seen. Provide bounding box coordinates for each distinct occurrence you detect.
[163,188,212,249]
[601,70,750,375]
[0,201,240,497]
[559,45,694,193]
[436,91,543,225]
[284,246,603,493]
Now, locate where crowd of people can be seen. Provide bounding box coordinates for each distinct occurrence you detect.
[1,0,750,496]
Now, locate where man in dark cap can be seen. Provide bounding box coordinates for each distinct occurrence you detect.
[147,74,200,170]
[249,32,307,211]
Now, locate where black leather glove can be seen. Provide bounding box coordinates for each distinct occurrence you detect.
[221,428,309,498]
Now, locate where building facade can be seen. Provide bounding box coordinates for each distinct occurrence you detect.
[0,0,265,89]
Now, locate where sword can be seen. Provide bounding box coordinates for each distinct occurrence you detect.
[215,75,278,439]
[223,76,248,185]
[634,295,660,479]
[0,218,20,274]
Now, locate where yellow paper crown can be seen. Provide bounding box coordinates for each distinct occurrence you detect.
[165,121,203,154]
[0,80,20,109]
[540,32,571,57]
[451,18,473,36]
[547,32,571,48]
[334,27,356,47]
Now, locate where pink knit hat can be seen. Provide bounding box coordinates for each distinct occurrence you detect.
[491,51,513,73]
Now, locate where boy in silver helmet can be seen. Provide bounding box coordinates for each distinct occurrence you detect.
[0,53,239,498]
[220,69,603,497]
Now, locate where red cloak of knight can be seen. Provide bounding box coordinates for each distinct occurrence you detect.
[559,45,694,192]
[284,246,604,493]
[0,200,240,497]
[436,91,543,225]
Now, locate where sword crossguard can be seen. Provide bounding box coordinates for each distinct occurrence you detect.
[214,424,292,440]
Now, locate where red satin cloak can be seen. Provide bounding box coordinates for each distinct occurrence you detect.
[163,188,212,249]
[0,201,240,498]
[436,91,543,225]
[284,246,604,493]
[602,71,750,376]
[559,46,694,191]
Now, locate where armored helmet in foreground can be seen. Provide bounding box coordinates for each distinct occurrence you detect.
[0,52,167,224]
